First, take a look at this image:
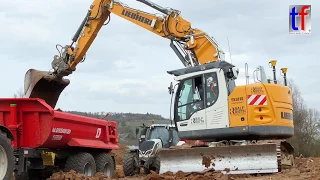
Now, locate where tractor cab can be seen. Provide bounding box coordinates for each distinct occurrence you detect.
[136,123,180,149]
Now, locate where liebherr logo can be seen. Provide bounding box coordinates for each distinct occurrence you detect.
[281,112,293,120]
[121,9,152,25]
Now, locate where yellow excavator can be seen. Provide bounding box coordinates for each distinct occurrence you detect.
[24,0,294,175]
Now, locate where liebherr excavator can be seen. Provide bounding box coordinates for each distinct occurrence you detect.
[24,0,294,175]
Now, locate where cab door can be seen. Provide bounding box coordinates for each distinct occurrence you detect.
[204,70,230,129]
[174,75,207,133]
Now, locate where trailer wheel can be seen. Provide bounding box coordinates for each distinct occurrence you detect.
[15,170,41,180]
[123,152,140,176]
[94,153,115,178]
[64,152,96,177]
[15,172,29,180]
[0,130,14,180]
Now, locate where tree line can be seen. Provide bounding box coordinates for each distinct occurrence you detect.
[286,79,320,157]
[65,111,168,142]
[66,111,168,121]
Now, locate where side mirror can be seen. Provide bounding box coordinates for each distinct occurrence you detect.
[231,67,239,79]
[168,82,174,94]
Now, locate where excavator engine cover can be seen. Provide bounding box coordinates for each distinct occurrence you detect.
[24,69,70,109]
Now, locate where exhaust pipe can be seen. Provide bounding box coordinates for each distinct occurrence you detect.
[24,69,70,109]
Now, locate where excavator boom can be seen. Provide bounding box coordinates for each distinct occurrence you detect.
[24,0,224,108]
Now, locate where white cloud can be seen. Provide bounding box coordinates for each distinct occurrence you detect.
[88,73,172,96]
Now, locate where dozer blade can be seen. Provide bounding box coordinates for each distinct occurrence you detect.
[24,69,70,109]
[158,143,280,174]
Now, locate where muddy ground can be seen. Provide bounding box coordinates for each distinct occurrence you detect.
[26,144,320,180]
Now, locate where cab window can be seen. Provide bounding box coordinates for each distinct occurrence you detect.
[176,76,205,121]
[149,127,170,145]
[204,72,219,107]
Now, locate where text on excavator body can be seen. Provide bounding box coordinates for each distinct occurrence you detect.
[121,9,152,25]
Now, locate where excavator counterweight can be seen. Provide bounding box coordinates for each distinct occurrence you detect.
[24,69,69,108]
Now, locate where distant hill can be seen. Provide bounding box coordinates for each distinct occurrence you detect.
[66,111,169,121]
[65,111,171,143]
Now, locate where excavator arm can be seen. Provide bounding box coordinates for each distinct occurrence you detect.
[54,0,224,77]
[24,0,225,108]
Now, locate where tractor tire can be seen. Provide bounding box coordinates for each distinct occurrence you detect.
[64,152,96,177]
[0,130,14,180]
[15,170,42,180]
[94,153,115,178]
[15,172,29,180]
[123,152,140,176]
[144,155,160,174]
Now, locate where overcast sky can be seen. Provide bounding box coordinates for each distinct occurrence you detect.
[0,0,317,118]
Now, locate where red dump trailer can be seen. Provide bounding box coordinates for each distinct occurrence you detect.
[0,98,119,180]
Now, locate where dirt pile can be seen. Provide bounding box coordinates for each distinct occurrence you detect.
[143,169,250,180]
[110,143,129,165]
[142,157,320,180]
[268,157,320,180]
[47,170,111,180]
[44,157,320,180]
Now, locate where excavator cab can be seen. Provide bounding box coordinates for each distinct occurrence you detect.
[167,61,238,140]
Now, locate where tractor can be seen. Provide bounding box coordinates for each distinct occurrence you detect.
[122,123,183,176]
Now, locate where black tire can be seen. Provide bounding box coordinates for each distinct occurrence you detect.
[15,172,29,180]
[15,170,43,180]
[144,155,160,174]
[122,152,140,176]
[94,153,115,178]
[64,152,96,177]
[0,130,14,180]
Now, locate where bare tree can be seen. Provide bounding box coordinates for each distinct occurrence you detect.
[13,88,24,98]
[286,78,320,156]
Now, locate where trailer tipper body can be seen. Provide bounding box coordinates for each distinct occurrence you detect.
[0,98,119,180]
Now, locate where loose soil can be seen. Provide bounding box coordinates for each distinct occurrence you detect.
[11,143,320,180]
[110,143,129,165]
[46,157,320,180]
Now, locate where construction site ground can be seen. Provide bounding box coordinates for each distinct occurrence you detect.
[14,143,320,180]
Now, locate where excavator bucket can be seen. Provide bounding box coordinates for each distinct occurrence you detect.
[158,143,280,174]
[24,69,70,109]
